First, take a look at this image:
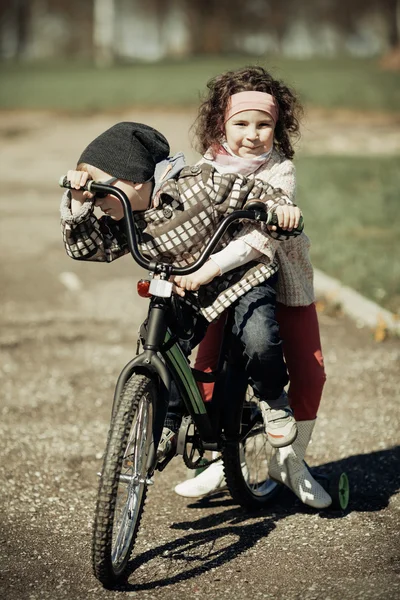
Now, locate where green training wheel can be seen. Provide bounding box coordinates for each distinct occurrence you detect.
[329,472,350,510]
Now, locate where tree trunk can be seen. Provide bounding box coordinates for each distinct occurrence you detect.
[93,0,115,67]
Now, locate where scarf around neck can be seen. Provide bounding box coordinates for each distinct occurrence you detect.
[203,143,272,176]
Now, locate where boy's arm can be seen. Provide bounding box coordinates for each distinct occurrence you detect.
[60,191,128,262]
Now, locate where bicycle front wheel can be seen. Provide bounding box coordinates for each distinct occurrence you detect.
[92,374,157,587]
[223,389,281,510]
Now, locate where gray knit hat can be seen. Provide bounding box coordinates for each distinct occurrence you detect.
[77,122,170,182]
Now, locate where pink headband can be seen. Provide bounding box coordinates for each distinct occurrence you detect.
[225,91,279,124]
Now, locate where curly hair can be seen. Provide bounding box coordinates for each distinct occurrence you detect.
[193,66,303,160]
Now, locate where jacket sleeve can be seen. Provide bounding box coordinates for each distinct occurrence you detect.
[236,159,298,256]
[60,191,129,262]
[207,167,294,219]
[243,179,294,212]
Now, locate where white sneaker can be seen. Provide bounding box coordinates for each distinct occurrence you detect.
[174,460,227,498]
[261,404,298,448]
[268,419,332,509]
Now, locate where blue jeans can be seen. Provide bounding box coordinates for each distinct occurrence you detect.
[166,274,288,429]
[230,275,288,400]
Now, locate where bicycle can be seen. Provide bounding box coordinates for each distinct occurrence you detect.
[60,176,349,588]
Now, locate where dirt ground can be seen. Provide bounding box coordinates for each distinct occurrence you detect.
[0,109,399,600]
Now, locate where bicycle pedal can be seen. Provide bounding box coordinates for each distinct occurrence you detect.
[156,448,175,472]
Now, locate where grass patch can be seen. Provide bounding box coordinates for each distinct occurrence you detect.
[0,56,399,113]
[296,155,400,314]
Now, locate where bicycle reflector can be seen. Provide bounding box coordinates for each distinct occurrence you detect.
[137,279,151,298]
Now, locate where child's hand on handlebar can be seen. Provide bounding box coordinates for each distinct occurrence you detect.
[171,260,221,296]
[272,205,302,231]
[66,170,95,203]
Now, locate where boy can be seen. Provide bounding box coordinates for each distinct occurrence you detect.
[60,121,300,452]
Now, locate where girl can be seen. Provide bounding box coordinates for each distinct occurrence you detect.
[173,66,331,509]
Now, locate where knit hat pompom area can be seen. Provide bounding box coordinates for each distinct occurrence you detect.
[77,122,170,183]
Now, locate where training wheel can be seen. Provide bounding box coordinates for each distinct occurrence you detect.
[329,472,350,510]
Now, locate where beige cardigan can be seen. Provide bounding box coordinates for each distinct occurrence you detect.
[234,149,315,307]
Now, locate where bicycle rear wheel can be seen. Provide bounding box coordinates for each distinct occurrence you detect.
[223,389,280,510]
[92,374,156,587]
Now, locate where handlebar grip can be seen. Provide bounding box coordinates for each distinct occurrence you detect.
[59,176,93,193]
[268,212,304,239]
[59,175,72,189]
[243,201,304,238]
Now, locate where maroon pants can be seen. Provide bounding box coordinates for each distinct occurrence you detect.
[194,302,326,421]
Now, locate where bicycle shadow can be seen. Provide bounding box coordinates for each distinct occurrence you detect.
[118,511,277,591]
[118,446,399,591]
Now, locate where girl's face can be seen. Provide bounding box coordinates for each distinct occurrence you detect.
[86,166,151,220]
[224,109,275,158]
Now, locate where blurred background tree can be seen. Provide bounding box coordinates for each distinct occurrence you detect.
[0,0,399,63]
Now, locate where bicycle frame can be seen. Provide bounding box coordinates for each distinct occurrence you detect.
[111,295,215,443]
[59,177,303,459]
[110,290,257,470]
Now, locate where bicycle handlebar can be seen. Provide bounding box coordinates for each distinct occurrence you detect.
[59,176,304,276]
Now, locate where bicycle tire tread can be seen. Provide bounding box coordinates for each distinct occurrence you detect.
[92,374,155,587]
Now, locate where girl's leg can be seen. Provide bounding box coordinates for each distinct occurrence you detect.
[194,314,227,402]
[270,302,331,508]
[276,302,326,420]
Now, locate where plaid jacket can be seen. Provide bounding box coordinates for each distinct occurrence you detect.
[60,162,292,321]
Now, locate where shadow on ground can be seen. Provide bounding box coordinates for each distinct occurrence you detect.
[116,446,399,591]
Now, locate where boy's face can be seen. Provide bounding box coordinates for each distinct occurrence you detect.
[86,166,152,220]
[225,109,275,158]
